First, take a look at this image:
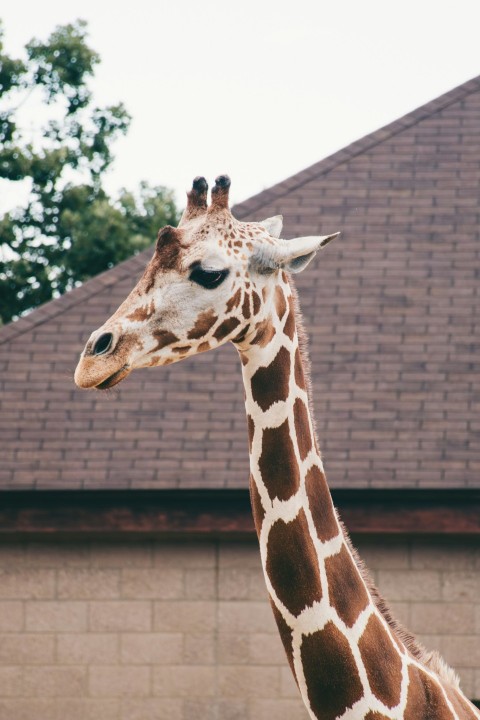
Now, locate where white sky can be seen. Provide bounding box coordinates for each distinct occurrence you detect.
[1,0,480,210]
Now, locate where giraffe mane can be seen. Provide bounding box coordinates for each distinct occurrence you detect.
[289,278,461,692]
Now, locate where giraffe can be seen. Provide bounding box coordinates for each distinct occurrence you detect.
[75,175,479,720]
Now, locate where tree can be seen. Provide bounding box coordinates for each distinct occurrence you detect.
[0,19,179,325]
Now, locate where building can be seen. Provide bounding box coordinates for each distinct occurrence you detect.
[1,76,479,718]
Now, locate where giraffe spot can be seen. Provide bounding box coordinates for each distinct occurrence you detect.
[275,286,287,319]
[251,346,290,411]
[300,621,363,720]
[284,303,296,341]
[305,465,339,542]
[251,319,276,348]
[294,347,307,390]
[242,293,251,319]
[293,398,312,461]
[247,415,255,451]
[187,308,218,339]
[232,323,250,346]
[266,509,322,616]
[365,713,391,720]
[126,301,155,322]
[270,601,296,678]
[358,613,402,707]
[149,330,179,353]
[325,545,369,629]
[252,290,261,315]
[249,475,265,533]
[172,345,192,354]
[262,287,268,302]
[213,316,241,341]
[155,226,181,270]
[226,287,242,312]
[198,341,211,353]
[446,687,479,720]
[404,666,455,720]
[259,419,300,501]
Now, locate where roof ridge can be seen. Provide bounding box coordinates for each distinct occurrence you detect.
[0,248,152,346]
[233,74,480,219]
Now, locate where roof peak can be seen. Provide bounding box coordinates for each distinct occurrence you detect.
[233,74,480,219]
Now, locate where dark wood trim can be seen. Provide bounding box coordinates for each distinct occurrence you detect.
[0,489,479,537]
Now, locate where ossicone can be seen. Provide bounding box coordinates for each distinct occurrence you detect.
[180,176,209,225]
[209,174,231,211]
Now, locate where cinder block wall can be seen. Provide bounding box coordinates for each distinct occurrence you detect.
[0,537,478,720]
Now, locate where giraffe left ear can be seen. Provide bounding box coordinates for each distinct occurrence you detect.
[282,233,340,273]
[259,215,283,238]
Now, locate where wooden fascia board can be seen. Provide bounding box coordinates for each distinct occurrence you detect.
[0,489,479,537]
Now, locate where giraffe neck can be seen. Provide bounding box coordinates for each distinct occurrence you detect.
[237,279,410,720]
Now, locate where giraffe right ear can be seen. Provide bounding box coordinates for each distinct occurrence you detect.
[249,233,339,275]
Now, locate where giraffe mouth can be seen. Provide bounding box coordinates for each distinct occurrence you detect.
[95,365,131,390]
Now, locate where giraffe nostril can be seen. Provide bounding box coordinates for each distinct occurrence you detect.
[93,332,113,356]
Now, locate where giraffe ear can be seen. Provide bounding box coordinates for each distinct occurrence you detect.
[250,233,339,275]
[259,215,283,238]
[281,233,339,273]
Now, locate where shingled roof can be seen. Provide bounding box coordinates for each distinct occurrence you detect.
[1,76,479,490]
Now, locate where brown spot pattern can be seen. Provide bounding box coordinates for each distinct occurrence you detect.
[275,286,287,319]
[301,622,363,720]
[270,601,296,678]
[358,614,402,707]
[247,415,254,451]
[172,345,192,354]
[404,666,455,720]
[365,714,391,720]
[251,319,276,347]
[294,347,307,390]
[155,226,182,270]
[149,330,179,353]
[266,510,322,616]
[305,465,339,542]
[213,316,241,341]
[242,293,251,319]
[249,475,265,533]
[252,290,261,315]
[226,287,242,312]
[325,545,369,628]
[447,688,479,720]
[187,308,218,340]
[251,346,290,411]
[259,419,300,501]
[284,310,296,341]
[126,301,155,322]
[198,341,210,353]
[293,398,312,461]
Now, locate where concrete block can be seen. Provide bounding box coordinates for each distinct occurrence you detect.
[121,569,183,600]
[121,633,183,665]
[153,666,215,697]
[89,601,152,632]
[26,601,87,632]
[218,665,280,698]
[0,601,23,632]
[57,633,119,664]
[23,666,86,697]
[154,601,216,633]
[58,569,120,600]
[0,633,55,665]
[89,665,151,697]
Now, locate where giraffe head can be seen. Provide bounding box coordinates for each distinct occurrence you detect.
[74,175,338,390]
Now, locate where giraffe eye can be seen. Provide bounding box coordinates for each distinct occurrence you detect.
[189,265,229,289]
